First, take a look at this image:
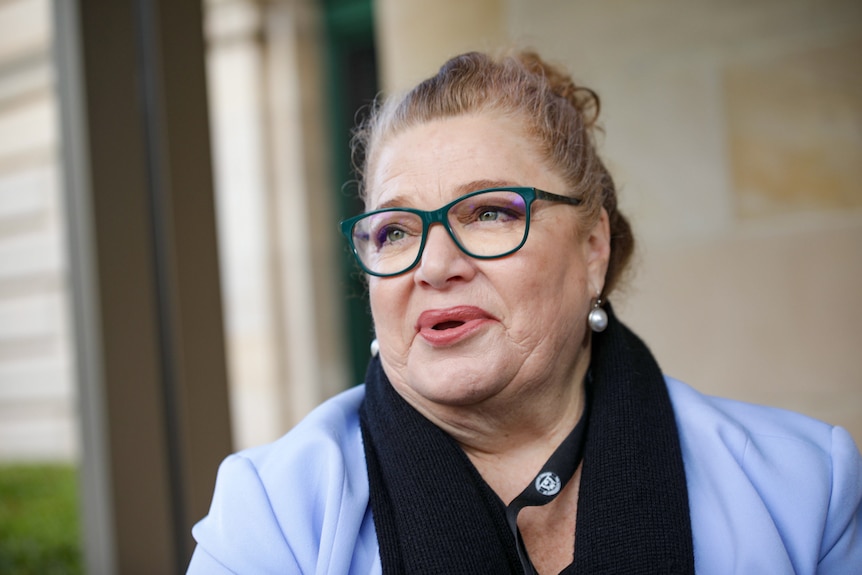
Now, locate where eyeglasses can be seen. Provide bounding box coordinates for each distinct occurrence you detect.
[340,187,582,277]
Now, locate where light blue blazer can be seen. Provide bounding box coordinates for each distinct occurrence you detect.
[187,378,862,574]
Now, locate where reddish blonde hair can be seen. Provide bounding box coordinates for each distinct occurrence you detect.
[352,50,634,296]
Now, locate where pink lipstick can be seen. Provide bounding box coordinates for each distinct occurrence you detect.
[416,306,496,346]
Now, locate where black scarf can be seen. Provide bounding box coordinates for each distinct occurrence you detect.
[359,306,695,574]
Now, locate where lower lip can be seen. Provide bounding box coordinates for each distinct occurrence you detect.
[418,318,494,347]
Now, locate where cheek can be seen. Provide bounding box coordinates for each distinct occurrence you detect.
[522,269,590,350]
[368,280,387,329]
[368,278,410,337]
[516,245,590,318]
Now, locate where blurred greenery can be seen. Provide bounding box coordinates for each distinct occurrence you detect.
[0,464,83,575]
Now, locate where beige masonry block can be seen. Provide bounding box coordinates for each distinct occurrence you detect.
[726,38,862,218]
[375,0,507,92]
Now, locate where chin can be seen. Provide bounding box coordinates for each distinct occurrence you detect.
[405,355,509,408]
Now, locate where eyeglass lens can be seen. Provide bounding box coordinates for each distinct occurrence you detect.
[351,189,529,275]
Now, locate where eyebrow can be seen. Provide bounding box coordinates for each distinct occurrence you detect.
[373,179,519,211]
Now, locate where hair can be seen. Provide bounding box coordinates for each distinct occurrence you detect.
[351,50,634,297]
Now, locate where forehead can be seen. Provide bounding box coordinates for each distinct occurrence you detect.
[366,113,557,210]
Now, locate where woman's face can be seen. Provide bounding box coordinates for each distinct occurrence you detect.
[366,113,610,411]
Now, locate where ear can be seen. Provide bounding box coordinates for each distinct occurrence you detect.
[585,208,611,295]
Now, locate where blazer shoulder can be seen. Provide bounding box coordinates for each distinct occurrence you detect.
[190,385,378,574]
[664,376,835,455]
[242,384,367,474]
[664,376,862,574]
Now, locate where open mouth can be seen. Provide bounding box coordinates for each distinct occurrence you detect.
[416,306,496,345]
[433,321,465,330]
[416,307,496,346]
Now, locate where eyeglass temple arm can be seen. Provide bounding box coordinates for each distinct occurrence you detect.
[534,188,582,206]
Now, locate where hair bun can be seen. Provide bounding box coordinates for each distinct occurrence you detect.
[514,50,601,128]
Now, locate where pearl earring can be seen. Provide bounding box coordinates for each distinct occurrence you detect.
[370,338,379,357]
[588,298,608,332]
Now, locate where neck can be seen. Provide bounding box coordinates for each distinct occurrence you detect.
[402,359,589,503]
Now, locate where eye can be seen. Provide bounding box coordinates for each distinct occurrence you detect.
[385,227,406,243]
[375,225,408,247]
[477,209,501,222]
[470,204,521,223]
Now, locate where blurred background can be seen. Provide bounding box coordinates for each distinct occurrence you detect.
[0,0,860,572]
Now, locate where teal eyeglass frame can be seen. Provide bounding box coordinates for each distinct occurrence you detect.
[339,186,582,277]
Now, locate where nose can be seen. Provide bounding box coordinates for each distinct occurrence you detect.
[413,223,476,288]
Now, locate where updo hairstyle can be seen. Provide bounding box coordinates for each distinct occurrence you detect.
[351,50,634,297]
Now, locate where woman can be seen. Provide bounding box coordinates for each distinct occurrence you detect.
[188,50,862,574]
